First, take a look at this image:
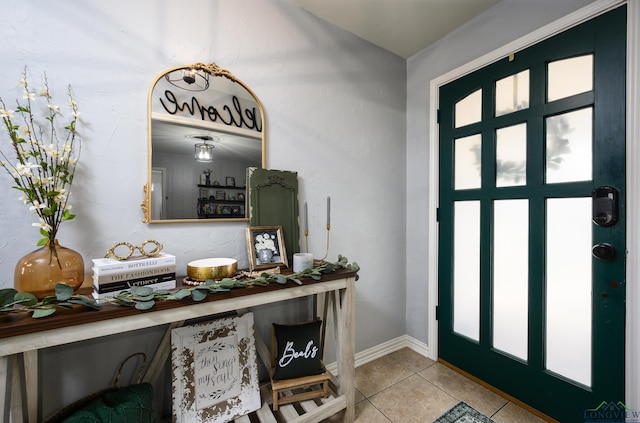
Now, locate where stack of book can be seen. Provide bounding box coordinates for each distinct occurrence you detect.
[91,253,177,299]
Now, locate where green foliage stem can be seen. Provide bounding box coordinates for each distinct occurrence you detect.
[0,255,360,318]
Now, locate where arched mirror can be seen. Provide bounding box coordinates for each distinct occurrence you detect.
[142,62,265,223]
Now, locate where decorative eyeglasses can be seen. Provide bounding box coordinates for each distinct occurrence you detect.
[104,240,164,261]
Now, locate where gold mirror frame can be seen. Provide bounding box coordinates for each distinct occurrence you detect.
[142,62,266,223]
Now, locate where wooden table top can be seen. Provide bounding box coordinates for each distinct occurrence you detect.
[0,269,357,340]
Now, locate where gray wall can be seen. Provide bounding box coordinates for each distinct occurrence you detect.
[0,0,406,416]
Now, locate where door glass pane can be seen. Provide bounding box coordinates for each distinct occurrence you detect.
[548,55,593,102]
[454,201,480,341]
[546,108,592,183]
[493,199,529,360]
[455,134,482,190]
[455,89,482,128]
[496,70,530,116]
[496,123,527,187]
[546,198,592,386]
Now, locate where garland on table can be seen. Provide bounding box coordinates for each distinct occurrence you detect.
[0,255,360,319]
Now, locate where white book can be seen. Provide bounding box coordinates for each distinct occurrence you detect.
[91,253,176,275]
[92,264,176,285]
[92,279,177,299]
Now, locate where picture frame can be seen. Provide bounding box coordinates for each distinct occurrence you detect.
[225,176,236,187]
[245,225,288,270]
[171,313,260,423]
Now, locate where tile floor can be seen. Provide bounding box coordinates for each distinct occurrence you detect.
[324,348,549,423]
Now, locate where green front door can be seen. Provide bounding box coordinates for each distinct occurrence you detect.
[437,6,626,422]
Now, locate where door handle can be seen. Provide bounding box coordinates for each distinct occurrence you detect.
[592,243,615,261]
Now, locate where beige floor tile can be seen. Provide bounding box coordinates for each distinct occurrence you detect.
[492,401,549,423]
[322,399,392,423]
[419,363,507,417]
[328,349,552,423]
[385,347,436,373]
[354,354,417,397]
[369,374,459,423]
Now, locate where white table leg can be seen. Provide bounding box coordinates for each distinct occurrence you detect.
[332,278,356,422]
[23,350,38,422]
[10,354,25,422]
[1,355,12,423]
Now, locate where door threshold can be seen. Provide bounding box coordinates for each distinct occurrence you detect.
[438,359,559,423]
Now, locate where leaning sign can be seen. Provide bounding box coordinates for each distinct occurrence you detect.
[171,313,260,422]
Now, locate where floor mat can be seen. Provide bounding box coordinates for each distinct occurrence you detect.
[433,401,496,423]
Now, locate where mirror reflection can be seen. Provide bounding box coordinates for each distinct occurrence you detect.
[143,63,265,223]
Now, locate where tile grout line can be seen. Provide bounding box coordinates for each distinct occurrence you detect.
[361,364,459,423]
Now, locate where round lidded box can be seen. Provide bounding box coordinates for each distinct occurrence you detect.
[187,258,238,281]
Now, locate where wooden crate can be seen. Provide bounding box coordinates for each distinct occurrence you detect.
[232,383,345,423]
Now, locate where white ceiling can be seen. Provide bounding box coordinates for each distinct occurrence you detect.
[286,0,501,58]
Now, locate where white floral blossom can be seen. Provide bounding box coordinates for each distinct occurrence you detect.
[29,201,46,212]
[54,188,67,203]
[41,143,61,158]
[15,162,40,176]
[38,175,54,186]
[32,218,52,232]
[0,67,82,247]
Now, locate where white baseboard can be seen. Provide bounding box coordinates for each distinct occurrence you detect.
[325,335,430,374]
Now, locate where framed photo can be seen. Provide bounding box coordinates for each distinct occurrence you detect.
[245,225,288,270]
[215,190,225,200]
[225,176,236,187]
[171,313,260,423]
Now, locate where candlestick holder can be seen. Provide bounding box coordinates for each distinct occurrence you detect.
[305,224,331,265]
[320,223,331,261]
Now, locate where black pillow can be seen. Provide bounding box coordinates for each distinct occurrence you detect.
[272,320,324,380]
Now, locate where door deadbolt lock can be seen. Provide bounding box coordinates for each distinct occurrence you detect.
[592,186,619,227]
[592,243,616,261]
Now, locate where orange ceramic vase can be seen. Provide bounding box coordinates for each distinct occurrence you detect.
[14,240,84,299]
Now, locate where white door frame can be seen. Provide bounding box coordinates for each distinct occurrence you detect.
[426,0,640,411]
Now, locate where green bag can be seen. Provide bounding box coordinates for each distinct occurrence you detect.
[45,353,159,423]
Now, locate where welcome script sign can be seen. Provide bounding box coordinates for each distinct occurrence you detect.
[159,89,262,132]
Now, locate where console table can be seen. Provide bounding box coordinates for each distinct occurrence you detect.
[0,270,357,423]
